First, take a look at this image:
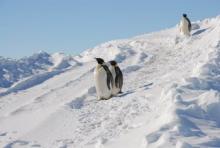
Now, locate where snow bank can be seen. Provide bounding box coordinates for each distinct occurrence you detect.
[144,20,220,147]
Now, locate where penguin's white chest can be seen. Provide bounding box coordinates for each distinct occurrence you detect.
[94,66,112,99]
[180,18,190,36]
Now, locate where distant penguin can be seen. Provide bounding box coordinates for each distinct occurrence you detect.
[109,60,123,95]
[180,13,191,36]
[94,58,113,100]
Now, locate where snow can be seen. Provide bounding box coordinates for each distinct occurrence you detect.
[0,51,77,90]
[1,15,220,147]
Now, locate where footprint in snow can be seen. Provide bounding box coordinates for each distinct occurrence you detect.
[67,86,96,109]
[68,96,85,109]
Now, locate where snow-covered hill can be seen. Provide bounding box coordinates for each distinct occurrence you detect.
[0,52,79,96]
[1,15,220,148]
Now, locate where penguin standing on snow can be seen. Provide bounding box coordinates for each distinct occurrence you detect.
[180,13,191,36]
[94,58,113,100]
[109,60,123,95]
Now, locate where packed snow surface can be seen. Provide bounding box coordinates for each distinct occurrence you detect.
[1,16,220,148]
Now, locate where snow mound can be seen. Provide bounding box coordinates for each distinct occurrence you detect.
[75,40,153,66]
[50,52,80,70]
[0,51,79,94]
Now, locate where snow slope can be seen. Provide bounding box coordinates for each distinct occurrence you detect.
[1,15,220,148]
[0,52,79,96]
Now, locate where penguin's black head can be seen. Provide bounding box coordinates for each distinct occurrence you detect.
[110,60,117,66]
[95,58,105,65]
[183,13,187,17]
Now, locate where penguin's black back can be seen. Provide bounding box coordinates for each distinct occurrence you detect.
[185,16,191,32]
[115,66,123,90]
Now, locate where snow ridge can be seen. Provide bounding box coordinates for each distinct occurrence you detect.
[0,51,79,95]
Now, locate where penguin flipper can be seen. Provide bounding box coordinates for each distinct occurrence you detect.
[102,65,113,90]
[186,17,191,32]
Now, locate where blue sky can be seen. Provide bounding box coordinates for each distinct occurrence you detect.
[0,0,220,58]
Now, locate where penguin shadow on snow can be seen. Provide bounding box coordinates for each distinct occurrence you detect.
[113,83,153,98]
[98,82,154,100]
[192,28,208,36]
[116,90,135,97]
[174,28,208,45]
[68,82,153,106]
[68,82,152,106]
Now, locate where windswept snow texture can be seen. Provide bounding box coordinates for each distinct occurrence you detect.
[0,52,79,95]
[1,16,220,148]
[0,51,52,88]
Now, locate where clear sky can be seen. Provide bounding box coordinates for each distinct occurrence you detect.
[0,0,220,59]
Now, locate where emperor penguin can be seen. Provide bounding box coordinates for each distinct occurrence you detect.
[109,60,123,95]
[179,13,191,36]
[94,58,113,100]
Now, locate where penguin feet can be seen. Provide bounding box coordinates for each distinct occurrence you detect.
[99,97,110,101]
[118,91,123,94]
[99,95,113,100]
